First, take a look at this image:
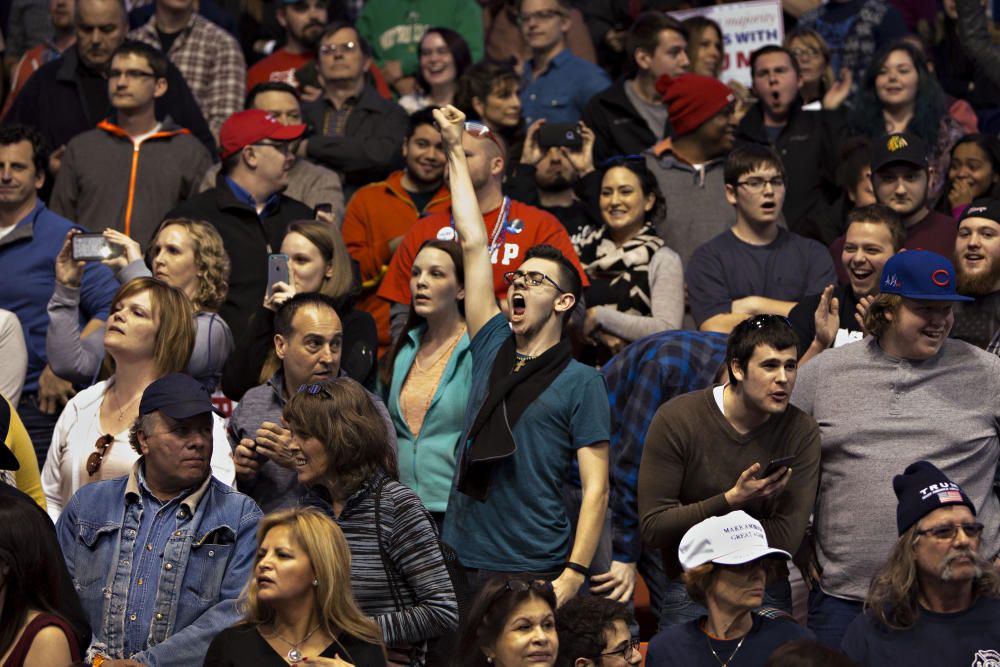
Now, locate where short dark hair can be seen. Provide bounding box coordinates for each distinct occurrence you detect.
[274,292,340,339]
[406,106,439,140]
[750,44,801,78]
[626,11,687,75]
[601,156,665,224]
[112,40,168,79]
[846,203,906,251]
[836,137,872,193]
[456,576,557,667]
[555,597,634,667]
[725,315,799,384]
[245,81,300,109]
[319,21,371,58]
[414,27,472,93]
[525,244,582,302]
[724,144,785,187]
[0,125,49,176]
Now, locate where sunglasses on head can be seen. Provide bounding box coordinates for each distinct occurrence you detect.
[464,121,505,154]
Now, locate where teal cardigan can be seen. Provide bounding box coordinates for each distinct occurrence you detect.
[386,324,472,512]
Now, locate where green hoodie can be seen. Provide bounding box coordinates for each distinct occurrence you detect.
[356,0,484,79]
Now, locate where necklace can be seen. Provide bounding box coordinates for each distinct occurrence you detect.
[512,352,535,373]
[413,325,465,371]
[266,623,321,663]
[706,629,747,667]
[109,385,141,422]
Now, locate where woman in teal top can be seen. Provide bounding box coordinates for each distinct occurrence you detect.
[380,240,471,522]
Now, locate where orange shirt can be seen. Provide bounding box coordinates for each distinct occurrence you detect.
[343,171,451,353]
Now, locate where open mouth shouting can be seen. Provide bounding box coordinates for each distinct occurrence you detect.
[511,293,527,319]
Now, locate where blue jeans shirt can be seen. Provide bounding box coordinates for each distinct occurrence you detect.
[56,461,261,666]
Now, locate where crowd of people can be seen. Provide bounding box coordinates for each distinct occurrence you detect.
[1,0,1000,665]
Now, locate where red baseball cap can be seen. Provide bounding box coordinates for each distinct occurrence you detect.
[219,109,306,159]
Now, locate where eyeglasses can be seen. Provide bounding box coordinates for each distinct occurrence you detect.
[87,434,114,476]
[505,578,553,593]
[736,176,786,192]
[108,68,157,80]
[319,41,358,56]
[463,121,505,155]
[516,9,566,24]
[600,154,644,169]
[916,522,985,541]
[601,638,640,660]
[789,46,821,60]
[503,270,566,293]
[254,140,296,156]
[734,314,793,333]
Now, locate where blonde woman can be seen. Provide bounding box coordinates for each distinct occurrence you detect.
[41,277,236,521]
[46,220,234,390]
[204,508,387,666]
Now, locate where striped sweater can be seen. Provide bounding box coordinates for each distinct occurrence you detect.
[304,470,458,652]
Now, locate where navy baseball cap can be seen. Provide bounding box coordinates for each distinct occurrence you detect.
[139,373,223,420]
[958,198,1000,225]
[879,250,974,301]
[871,132,928,172]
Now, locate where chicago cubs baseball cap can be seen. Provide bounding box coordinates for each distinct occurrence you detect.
[879,250,974,301]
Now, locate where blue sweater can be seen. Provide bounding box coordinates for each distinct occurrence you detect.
[0,201,117,392]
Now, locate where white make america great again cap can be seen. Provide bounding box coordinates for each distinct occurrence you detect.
[678,511,791,571]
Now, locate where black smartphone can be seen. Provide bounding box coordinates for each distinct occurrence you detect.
[538,122,582,150]
[72,233,123,262]
[313,202,333,216]
[267,253,290,299]
[759,456,795,479]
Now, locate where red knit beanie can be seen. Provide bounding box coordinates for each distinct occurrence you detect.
[655,73,735,137]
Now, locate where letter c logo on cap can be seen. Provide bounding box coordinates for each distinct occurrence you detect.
[931,269,950,287]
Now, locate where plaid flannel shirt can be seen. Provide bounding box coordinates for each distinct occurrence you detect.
[601,330,728,563]
[130,14,246,138]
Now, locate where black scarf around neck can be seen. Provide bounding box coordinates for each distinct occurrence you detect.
[456,336,572,501]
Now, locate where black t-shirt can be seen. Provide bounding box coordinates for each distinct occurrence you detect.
[647,614,814,667]
[405,188,436,216]
[951,291,1000,350]
[77,61,110,126]
[157,28,181,55]
[204,624,387,667]
[787,283,862,358]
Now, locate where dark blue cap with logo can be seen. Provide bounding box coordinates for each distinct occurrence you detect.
[893,460,976,534]
[139,373,223,420]
[879,250,974,302]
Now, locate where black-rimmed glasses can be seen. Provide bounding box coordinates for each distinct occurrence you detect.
[503,270,566,293]
[600,637,640,660]
[254,140,297,157]
[108,68,157,80]
[736,176,786,192]
[318,41,358,56]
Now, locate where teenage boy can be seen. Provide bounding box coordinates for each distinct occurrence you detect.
[435,104,609,606]
[686,144,836,334]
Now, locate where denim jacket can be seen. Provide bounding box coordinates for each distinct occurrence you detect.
[55,461,262,666]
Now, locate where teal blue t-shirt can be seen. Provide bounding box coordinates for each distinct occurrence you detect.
[442,313,610,572]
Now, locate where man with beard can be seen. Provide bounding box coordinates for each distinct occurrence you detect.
[788,204,904,363]
[791,250,1000,648]
[506,118,602,248]
[829,133,957,284]
[246,0,331,91]
[951,199,1000,349]
[686,144,836,334]
[841,461,1000,664]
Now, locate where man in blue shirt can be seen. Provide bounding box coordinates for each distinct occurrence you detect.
[57,373,261,666]
[0,124,118,464]
[518,0,610,126]
[436,104,609,607]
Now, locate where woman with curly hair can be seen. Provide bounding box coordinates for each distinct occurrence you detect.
[204,508,386,666]
[848,40,965,205]
[46,219,234,390]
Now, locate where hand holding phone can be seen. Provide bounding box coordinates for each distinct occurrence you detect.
[267,253,290,300]
[72,233,124,262]
[758,456,795,479]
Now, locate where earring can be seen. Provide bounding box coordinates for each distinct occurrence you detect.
[486,658,494,664]
[312,579,319,587]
